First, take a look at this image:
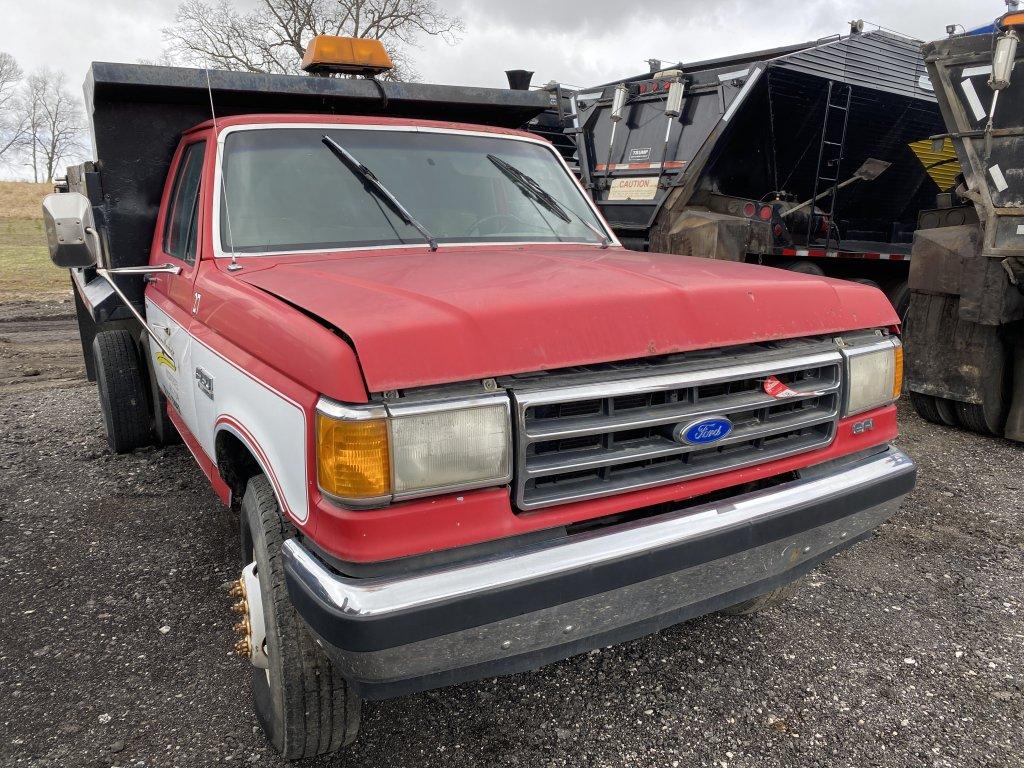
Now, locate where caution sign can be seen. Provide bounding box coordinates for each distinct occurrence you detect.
[608,176,660,201]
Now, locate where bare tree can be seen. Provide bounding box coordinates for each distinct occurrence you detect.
[163,0,463,81]
[0,52,27,162]
[22,69,85,183]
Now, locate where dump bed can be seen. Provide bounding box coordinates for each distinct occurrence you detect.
[574,30,946,253]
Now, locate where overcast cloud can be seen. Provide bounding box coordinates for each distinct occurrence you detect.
[0,0,1002,178]
[1,0,999,90]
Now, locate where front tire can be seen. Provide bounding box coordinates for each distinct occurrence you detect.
[240,475,360,758]
[722,582,799,615]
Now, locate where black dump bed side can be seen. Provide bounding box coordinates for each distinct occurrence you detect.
[577,30,946,250]
[81,62,551,279]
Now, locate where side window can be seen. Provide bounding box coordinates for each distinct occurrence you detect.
[162,141,206,265]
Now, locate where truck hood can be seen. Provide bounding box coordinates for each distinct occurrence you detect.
[238,245,897,392]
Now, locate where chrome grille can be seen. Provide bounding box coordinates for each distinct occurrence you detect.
[513,350,843,510]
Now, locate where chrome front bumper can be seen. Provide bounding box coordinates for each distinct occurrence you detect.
[283,446,915,699]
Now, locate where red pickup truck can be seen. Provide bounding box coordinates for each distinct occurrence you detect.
[43,46,915,759]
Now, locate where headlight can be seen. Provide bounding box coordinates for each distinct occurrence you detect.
[316,394,512,507]
[842,336,903,415]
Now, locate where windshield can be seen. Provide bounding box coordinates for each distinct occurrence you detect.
[218,127,608,253]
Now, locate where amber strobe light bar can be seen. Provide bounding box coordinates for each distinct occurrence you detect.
[300,36,394,76]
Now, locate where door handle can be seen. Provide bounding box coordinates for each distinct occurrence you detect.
[144,274,161,284]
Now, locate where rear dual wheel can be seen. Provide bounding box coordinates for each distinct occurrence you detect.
[93,330,180,453]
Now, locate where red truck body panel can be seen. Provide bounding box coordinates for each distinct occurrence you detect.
[239,245,898,392]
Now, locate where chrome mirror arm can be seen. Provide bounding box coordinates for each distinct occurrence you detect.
[95,263,182,358]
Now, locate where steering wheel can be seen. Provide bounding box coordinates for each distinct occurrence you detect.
[467,213,531,237]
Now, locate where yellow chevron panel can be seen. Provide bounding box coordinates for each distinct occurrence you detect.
[909,137,962,191]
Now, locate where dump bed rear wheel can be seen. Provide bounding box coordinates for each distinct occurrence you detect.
[780,260,825,276]
[240,475,360,759]
[92,329,152,453]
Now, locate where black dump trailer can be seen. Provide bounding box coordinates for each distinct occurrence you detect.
[904,13,1024,442]
[66,63,552,379]
[568,27,948,319]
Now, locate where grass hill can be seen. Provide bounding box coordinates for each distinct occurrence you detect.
[0,181,68,300]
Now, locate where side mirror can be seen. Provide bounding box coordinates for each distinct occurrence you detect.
[41,192,103,269]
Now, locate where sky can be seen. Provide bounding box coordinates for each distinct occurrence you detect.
[0,0,1003,177]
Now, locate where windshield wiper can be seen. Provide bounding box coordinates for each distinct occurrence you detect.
[321,135,438,251]
[486,154,610,248]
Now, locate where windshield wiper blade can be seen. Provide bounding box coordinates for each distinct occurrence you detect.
[487,154,610,248]
[322,135,438,251]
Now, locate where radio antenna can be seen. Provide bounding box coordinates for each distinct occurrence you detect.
[205,68,241,271]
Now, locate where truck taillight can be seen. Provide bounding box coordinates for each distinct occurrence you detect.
[743,202,756,217]
[759,205,773,221]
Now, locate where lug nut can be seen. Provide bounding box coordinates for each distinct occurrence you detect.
[233,616,250,636]
[234,638,251,658]
[230,599,248,615]
[228,578,246,599]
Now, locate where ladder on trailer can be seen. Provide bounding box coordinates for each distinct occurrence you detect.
[808,81,852,249]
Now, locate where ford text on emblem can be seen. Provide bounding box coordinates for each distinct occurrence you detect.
[673,417,733,446]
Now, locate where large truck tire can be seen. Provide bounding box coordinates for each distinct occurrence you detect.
[909,391,946,425]
[240,475,360,759]
[722,582,800,615]
[92,330,153,454]
[780,260,826,277]
[141,338,181,447]
[886,280,911,326]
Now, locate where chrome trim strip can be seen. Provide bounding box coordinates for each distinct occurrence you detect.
[282,447,913,620]
[315,397,388,421]
[514,350,842,409]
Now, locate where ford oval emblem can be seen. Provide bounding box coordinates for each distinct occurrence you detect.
[674,417,733,446]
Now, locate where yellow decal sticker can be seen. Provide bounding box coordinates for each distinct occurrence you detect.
[156,351,177,371]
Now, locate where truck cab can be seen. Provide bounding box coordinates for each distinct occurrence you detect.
[42,39,916,759]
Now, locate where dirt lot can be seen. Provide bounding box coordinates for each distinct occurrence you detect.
[1,301,1022,768]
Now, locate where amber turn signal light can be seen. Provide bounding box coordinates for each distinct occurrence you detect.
[316,412,390,502]
[892,343,904,400]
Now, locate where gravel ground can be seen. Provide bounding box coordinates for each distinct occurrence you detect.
[1,307,1022,768]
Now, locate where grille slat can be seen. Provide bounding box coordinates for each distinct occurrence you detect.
[513,350,843,510]
[524,375,839,441]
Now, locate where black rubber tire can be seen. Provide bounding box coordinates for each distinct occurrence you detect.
[141,338,181,446]
[909,391,944,425]
[241,475,360,759]
[849,277,881,289]
[780,260,826,277]
[92,330,153,453]
[886,280,910,326]
[934,396,961,427]
[722,582,799,615]
[955,402,999,436]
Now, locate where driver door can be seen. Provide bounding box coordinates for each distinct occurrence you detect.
[145,138,207,438]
